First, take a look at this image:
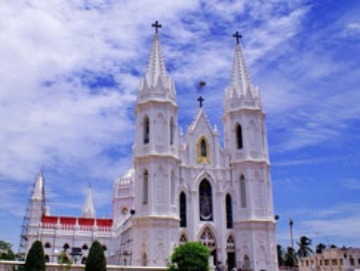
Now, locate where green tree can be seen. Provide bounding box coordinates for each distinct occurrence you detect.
[285,247,296,267]
[297,236,313,258]
[315,243,326,254]
[277,244,285,267]
[85,240,106,271]
[168,242,210,271]
[0,240,15,260]
[24,240,45,271]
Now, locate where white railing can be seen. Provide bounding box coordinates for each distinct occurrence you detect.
[0,260,167,271]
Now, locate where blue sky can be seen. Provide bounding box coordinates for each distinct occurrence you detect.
[0,0,359,252]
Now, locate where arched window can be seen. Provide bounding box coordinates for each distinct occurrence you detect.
[143,116,150,144]
[197,136,210,163]
[236,123,243,149]
[199,179,213,221]
[226,194,233,228]
[102,245,107,251]
[63,243,70,251]
[143,169,149,204]
[180,192,187,227]
[240,175,247,208]
[142,252,147,266]
[180,233,188,244]
[45,255,50,262]
[81,256,87,264]
[82,244,88,250]
[200,139,207,156]
[170,117,174,145]
[243,255,251,269]
[44,242,51,249]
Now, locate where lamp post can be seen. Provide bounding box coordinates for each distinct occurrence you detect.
[289,219,294,251]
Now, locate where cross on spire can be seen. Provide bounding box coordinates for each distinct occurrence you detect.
[152,20,162,34]
[197,96,204,108]
[233,31,242,45]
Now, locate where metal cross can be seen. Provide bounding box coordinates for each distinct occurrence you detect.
[197,96,205,108]
[233,31,242,44]
[152,21,162,34]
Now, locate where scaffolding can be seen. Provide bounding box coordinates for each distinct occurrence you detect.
[18,172,46,258]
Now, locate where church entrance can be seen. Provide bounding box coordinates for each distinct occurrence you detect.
[199,226,217,265]
[227,252,236,271]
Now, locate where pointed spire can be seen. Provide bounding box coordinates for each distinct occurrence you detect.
[225,32,261,110]
[82,185,95,218]
[231,32,251,97]
[145,27,168,88]
[31,171,45,200]
[138,21,176,103]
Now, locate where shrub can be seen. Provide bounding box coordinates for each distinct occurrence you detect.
[24,240,45,271]
[85,240,106,271]
[168,242,210,271]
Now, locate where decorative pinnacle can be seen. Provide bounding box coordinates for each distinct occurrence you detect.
[152,20,162,34]
[233,31,242,45]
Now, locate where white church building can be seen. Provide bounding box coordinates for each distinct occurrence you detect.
[23,23,278,271]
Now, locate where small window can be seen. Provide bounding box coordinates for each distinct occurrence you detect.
[144,116,150,144]
[44,242,51,249]
[170,117,174,145]
[240,175,247,208]
[197,136,210,163]
[226,194,233,228]
[63,243,70,251]
[102,245,107,251]
[236,123,243,149]
[45,255,50,262]
[180,192,187,227]
[82,244,88,250]
[143,170,149,204]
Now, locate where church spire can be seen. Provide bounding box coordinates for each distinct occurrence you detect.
[82,185,95,218]
[138,21,176,103]
[225,32,261,110]
[31,171,45,201]
[231,32,251,97]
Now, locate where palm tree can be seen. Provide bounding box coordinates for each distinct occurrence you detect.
[285,247,296,267]
[277,244,286,267]
[297,236,313,258]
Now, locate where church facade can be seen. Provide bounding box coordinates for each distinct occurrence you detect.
[23,25,278,271]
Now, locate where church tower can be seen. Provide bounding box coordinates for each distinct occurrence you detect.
[131,21,180,267]
[26,172,46,251]
[223,32,277,271]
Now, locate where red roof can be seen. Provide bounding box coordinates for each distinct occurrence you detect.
[96,219,113,227]
[78,218,95,226]
[60,217,77,225]
[41,216,57,224]
[41,215,112,227]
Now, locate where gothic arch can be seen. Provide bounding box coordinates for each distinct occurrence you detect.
[199,179,213,221]
[198,225,217,250]
[179,233,188,244]
[179,191,187,227]
[226,235,236,251]
[143,169,149,204]
[239,174,247,208]
[236,122,243,149]
[196,135,210,163]
[170,117,175,145]
[225,194,233,228]
[143,115,150,144]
